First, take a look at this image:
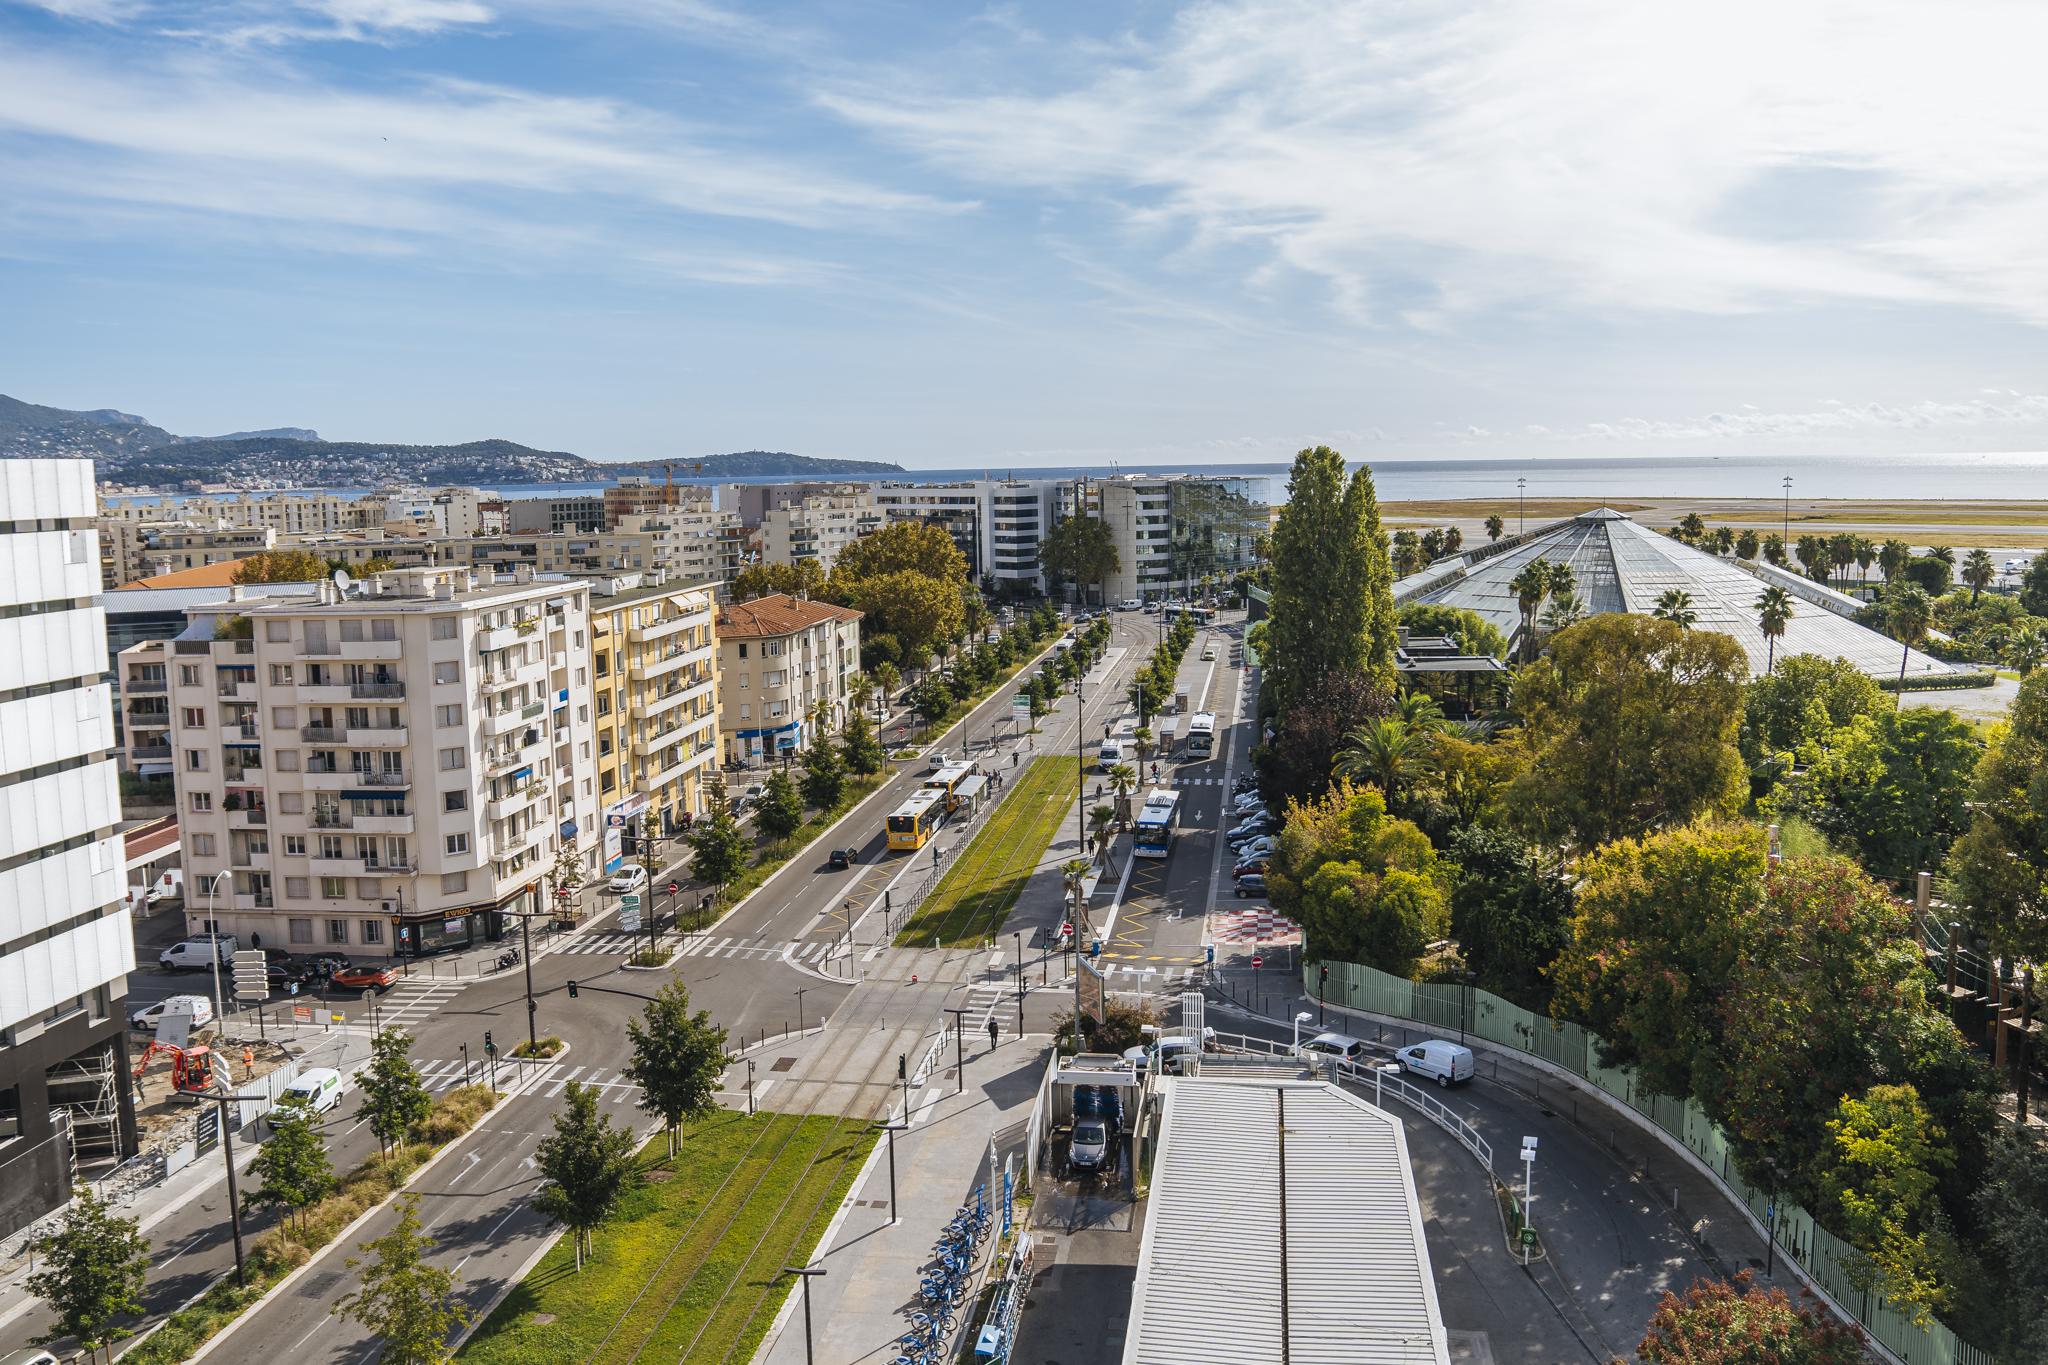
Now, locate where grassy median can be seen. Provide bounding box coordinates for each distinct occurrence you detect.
[893,756,1080,949]
[460,1110,873,1365]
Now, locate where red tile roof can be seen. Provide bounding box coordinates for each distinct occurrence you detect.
[715,592,862,638]
[113,560,249,590]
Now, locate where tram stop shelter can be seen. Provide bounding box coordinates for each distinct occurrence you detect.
[1121,1075,1450,1365]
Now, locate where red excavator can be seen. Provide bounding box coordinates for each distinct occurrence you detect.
[133,1040,218,1097]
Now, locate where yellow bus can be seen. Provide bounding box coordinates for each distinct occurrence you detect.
[886,790,949,851]
[921,762,977,812]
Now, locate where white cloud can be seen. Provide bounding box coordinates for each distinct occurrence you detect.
[821,0,2048,327]
[1572,393,2048,441]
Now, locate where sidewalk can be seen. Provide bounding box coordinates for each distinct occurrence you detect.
[757,1035,1044,1365]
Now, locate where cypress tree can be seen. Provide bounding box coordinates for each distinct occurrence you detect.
[1265,445,1398,715]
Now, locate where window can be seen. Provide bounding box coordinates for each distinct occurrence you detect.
[361,919,383,944]
[443,789,468,812]
[272,707,296,728]
[0,1085,19,1143]
[320,835,344,858]
[270,664,294,685]
[327,918,349,943]
[439,747,464,771]
[275,750,299,771]
[182,707,206,727]
[436,704,462,727]
[265,621,289,642]
[445,832,469,854]
[283,835,306,856]
[320,877,346,898]
[179,665,201,686]
[434,662,459,685]
[340,620,364,642]
[736,642,748,658]
[191,833,215,856]
[432,617,458,640]
[185,749,207,771]
[441,871,468,894]
[189,791,213,813]
[288,918,312,943]
[739,675,750,690]
[765,670,786,688]
[356,878,382,898]
[739,704,751,721]
[279,792,303,814]
[371,619,396,641]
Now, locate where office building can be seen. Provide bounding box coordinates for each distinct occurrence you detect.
[714,592,862,764]
[1093,475,1264,605]
[0,460,138,1239]
[163,566,598,958]
[506,495,606,535]
[873,478,1062,596]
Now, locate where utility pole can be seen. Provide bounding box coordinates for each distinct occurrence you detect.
[641,821,662,957]
[944,1006,970,1094]
[1517,476,1526,536]
[1014,930,1025,1035]
[1782,475,1792,545]
[520,903,538,1054]
[872,1117,908,1223]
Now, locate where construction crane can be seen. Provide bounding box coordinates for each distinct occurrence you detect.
[658,460,707,496]
[133,1040,219,1097]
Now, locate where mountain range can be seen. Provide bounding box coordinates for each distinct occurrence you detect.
[0,393,903,486]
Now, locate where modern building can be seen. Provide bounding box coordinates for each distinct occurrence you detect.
[162,565,599,959]
[0,460,138,1238]
[1092,474,1265,605]
[754,486,881,571]
[1393,507,1962,680]
[300,516,743,590]
[713,592,862,764]
[506,494,606,535]
[589,574,721,865]
[873,478,1062,596]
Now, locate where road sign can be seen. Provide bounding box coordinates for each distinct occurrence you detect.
[231,949,268,1003]
[667,881,680,896]
[292,1005,312,1022]
[1012,693,1031,725]
[620,893,641,932]
[1252,954,1264,969]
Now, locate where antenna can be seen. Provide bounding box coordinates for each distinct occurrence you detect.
[332,568,353,597]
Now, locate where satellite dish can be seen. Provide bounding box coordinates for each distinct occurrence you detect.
[333,569,353,597]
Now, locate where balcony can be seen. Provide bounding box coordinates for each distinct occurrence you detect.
[130,744,172,761]
[645,743,717,793]
[478,623,535,654]
[347,725,409,748]
[645,674,714,719]
[301,723,343,743]
[312,856,408,878]
[351,813,415,835]
[307,638,401,660]
[311,809,353,829]
[305,768,410,791]
[220,721,260,746]
[125,678,167,695]
[629,609,707,644]
[231,892,275,912]
[487,785,543,822]
[632,641,714,684]
[226,806,269,829]
[215,681,256,703]
[352,681,405,701]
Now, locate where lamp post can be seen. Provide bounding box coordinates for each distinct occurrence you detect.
[1013,930,1025,1035]
[1292,1010,1312,1054]
[794,987,809,1037]
[1781,475,1793,544]
[1459,970,1476,1047]
[1517,477,1526,535]
[202,869,231,1030]
[944,1006,970,1094]
[779,1265,826,1365]
[1520,1136,1539,1265]
[872,1117,908,1223]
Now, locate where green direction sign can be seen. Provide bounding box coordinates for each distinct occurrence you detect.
[619,893,641,932]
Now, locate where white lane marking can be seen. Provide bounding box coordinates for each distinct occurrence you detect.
[909,1085,942,1127]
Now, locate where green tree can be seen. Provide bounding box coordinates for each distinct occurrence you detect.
[1637,1272,1865,1365]
[1443,824,1572,1008]
[2007,624,2047,676]
[1948,671,2048,960]
[1508,558,1553,661]
[1762,532,1788,566]
[801,737,846,809]
[1765,708,1980,879]
[534,1081,640,1270]
[1332,715,1428,808]
[1263,445,1397,715]
[1036,513,1119,600]
[1972,1127,2048,1363]
[840,710,884,775]
[1396,602,1509,658]
[623,981,731,1156]
[331,1194,468,1363]
[2020,554,2048,615]
[1508,615,1748,851]
[245,1104,337,1236]
[1710,525,1735,556]
[1735,528,1760,560]
[1753,585,1794,674]
[911,674,953,721]
[1962,547,1997,603]
[1551,821,1767,1099]
[1484,513,1504,541]
[728,559,827,602]
[756,769,804,839]
[1651,588,1697,628]
[1878,537,1911,583]
[1883,582,1935,689]
[688,809,750,896]
[871,660,900,713]
[359,1027,432,1159]
[1738,652,1887,777]
[1827,532,1860,588]
[831,519,967,584]
[1902,556,1952,596]
[846,570,964,663]
[230,548,332,584]
[1814,1084,1954,1323]
[1274,782,1449,976]
[28,1187,151,1364]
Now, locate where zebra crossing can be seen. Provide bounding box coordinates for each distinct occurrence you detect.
[374,979,465,1027]
[412,1055,758,1107]
[547,932,821,962]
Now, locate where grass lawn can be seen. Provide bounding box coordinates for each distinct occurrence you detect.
[460,1110,873,1365]
[893,756,1080,949]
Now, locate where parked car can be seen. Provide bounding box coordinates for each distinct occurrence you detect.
[1070,1085,1122,1173]
[1397,1039,1476,1087]
[266,1067,345,1125]
[265,960,318,992]
[1297,1032,1370,1065]
[1,1349,62,1365]
[1235,873,1269,898]
[607,865,649,894]
[129,994,214,1032]
[827,846,859,870]
[1118,599,1142,612]
[1232,857,1268,878]
[1234,837,1277,860]
[330,964,400,993]
[287,953,350,981]
[144,869,185,904]
[159,937,236,971]
[1229,822,1276,846]
[1230,793,1265,814]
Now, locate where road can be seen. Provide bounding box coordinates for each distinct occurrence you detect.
[97,608,1169,1363]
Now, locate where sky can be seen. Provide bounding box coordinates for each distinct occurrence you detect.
[8,0,2048,472]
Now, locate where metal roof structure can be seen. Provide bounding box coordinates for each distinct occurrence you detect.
[1123,1077,1450,1365]
[1394,508,1957,681]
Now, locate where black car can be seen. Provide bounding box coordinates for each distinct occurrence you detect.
[265,960,317,991]
[827,847,860,870]
[285,954,350,982]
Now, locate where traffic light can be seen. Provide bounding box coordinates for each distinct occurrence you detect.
[1319,964,1329,987]
[483,1030,496,1055]
[567,979,579,999]
[898,1053,907,1082]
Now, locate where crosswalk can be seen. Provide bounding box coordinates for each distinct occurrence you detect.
[546,932,841,963]
[411,1054,762,1108]
[375,979,464,1027]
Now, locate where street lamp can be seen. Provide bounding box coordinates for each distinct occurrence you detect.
[1013,930,1025,1035]
[944,1006,971,1095]
[202,869,231,1029]
[1291,1010,1312,1054]
[794,987,810,1037]
[1459,970,1476,1047]
[871,1117,908,1223]
[1373,1061,1401,1108]
[1520,1136,1539,1265]
[779,1265,826,1365]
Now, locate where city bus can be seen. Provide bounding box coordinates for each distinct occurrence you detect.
[886,790,948,851]
[1133,789,1180,859]
[1184,712,1216,761]
[922,761,977,812]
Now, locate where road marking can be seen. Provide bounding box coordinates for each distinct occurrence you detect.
[987,951,1005,969]
[910,1085,941,1127]
[752,1077,777,1106]
[160,1232,206,1266]
[863,943,886,962]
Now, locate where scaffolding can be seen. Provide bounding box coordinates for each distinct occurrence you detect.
[46,1041,123,1173]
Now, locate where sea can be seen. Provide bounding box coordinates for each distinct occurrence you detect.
[103,450,2048,509]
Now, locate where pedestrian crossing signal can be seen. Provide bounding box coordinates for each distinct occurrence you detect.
[484,1030,496,1055]
[567,980,579,999]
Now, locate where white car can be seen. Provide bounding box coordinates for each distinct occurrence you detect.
[266,1067,344,1125]
[129,994,215,1032]
[607,866,649,895]
[927,750,951,771]
[1201,644,1217,661]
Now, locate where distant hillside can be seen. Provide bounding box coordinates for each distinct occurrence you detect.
[0,392,904,487]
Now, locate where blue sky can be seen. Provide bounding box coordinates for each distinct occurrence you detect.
[7,0,2048,470]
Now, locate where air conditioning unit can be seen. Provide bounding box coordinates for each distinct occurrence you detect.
[379,899,400,915]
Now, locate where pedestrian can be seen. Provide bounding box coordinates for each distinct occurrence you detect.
[987,1017,1000,1051]
[1012,751,1019,769]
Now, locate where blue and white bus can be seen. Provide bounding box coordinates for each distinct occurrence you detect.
[1184,712,1217,761]
[1134,789,1180,859]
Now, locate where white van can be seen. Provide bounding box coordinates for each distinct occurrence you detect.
[1297,1032,1369,1065]
[1396,1039,1475,1087]
[159,937,237,971]
[1097,738,1124,770]
[129,994,215,1032]
[267,1068,344,1125]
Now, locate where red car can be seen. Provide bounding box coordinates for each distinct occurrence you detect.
[330,964,401,993]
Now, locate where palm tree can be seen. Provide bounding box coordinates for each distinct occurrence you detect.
[1794,534,1828,583]
[1710,526,1735,557]
[1087,804,1116,867]
[1827,533,1860,590]
[1420,529,1445,562]
[1652,589,1697,628]
[1484,514,1505,542]
[1539,589,1585,633]
[1853,537,1876,590]
[1334,716,1425,805]
[848,671,874,717]
[1107,762,1139,825]
[1884,583,1934,697]
[1762,533,1788,567]
[1735,528,1760,561]
[1677,512,1707,542]
[2007,626,2046,677]
[1442,526,1463,555]
[1754,586,1793,674]
[1927,544,1955,566]
[1395,692,1449,734]
[871,661,900,717]
[1963,548,1996,604]
[1510,559,1553,661]
[1878,538,1912,583]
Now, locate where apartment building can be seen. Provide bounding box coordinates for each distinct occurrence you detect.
[0,460,137,1239]
[304,515,743,590]
[506,495,605,534]
[730,483,881,571]
[99,520,279,588]
[589,575,720,869]
[874,478,1062,596]
[714,593,862,764]
[1093,475,1265,605]
[164,566,598,959]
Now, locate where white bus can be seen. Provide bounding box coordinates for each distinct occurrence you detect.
[1184,712,1217,760]
[1134,789,1181,859]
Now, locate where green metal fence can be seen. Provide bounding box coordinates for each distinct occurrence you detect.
[1310,957,1994,1365]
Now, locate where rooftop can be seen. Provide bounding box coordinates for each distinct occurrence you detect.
[112,560,253,591]
[1394,508,1957,680]
[715,591,862,638]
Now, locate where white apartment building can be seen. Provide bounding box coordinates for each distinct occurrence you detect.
[0,460,137,1237]
[714,593,862,764]
[164,566,599,959]
[874,478,1063,596]
[753,487,881,571]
